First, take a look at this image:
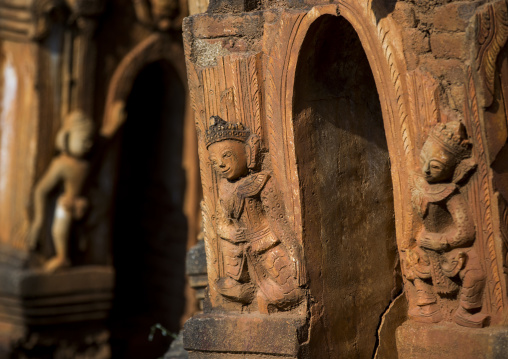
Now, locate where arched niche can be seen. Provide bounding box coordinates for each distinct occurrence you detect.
[291,14,400,358]
[109,58,187,359]
[97,34,201,359]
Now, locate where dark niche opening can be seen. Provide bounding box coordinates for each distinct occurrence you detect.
[110,60,187,359]
[293,15,399,358]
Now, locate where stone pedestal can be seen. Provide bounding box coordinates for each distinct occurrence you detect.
[0,264,114,357]
[183,313,308,358]
[396,321,508,359]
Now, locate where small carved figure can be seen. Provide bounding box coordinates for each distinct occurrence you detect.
[206,116,303,313]
[406,121,488,328]
[28,110,94,272]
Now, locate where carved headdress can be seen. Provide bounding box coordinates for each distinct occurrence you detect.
[429,121,471,160]
[206,116,261,170]
[205,116,250,148]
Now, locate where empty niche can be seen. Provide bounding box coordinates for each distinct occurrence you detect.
[110,60,187,359]
[293,15,400,358]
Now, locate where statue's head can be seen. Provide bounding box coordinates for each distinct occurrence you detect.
[56,110,94,157]
[420,121,471,183]
[206,116,259,181]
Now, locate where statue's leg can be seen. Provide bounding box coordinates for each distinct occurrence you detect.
[252,242,301,313]
[409,278,442,323]
[216,240,254,304]
[45,203,72,272]
[453,251,488,327]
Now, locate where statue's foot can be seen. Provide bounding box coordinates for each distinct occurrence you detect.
[216,277,254,304]
[453,306,488,328]
[44,257,70,273]
[409,303,443,324]
[257,290,271,314]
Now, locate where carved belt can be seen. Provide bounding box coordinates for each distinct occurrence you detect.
[247,227,280,254]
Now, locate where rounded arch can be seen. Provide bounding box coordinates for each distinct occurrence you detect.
[268,4,414,357]
[274,4,414,252]
[100,33,189,137]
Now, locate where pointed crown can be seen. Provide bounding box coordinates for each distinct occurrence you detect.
[429,121,471,159]
[205,116,250,148]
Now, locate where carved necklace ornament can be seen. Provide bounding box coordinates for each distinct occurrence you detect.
[406,121,488,328]
[206,116,303,313]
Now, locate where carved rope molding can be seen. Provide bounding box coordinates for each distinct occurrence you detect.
[476,0,508,109]
[465,67,505,317]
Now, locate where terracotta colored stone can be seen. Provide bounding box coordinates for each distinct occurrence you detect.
[396,321,508,358]
[183,313,306,357]
[434,1,483,32]
[181,0,508,357]
[431,32,468,60]
[392,2,417,28]
[402,28,430,55]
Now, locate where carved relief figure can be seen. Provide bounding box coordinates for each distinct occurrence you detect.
[206,116,303,313]
[406,121,488,328]
[28,110,94,272]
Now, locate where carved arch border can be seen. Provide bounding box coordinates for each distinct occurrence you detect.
[100,33,189,137]
[98,31,201,259]
[264,4,413,253]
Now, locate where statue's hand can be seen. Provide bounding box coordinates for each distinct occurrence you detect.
[418,232,448,251]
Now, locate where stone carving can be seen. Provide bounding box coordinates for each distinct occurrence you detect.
[405,121,488,328]
[476,0,508,108]
[28,110,94,272]
[133,0,180,31]
[206,116,303,313]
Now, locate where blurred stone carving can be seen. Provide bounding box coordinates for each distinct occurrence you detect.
[133,0,180,30]
[28,110,95,272]
[406,121,488,328]
[206,116,303,313]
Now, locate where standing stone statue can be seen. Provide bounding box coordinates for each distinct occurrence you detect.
[406,121,488,327]
[206,116,303,313]
[28,110,94,272]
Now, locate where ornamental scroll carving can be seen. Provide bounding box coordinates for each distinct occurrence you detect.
[476,0,508,108]
[405,121,489,328]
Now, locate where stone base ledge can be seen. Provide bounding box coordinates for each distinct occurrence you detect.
[183,313,308,358]
[0,266,115,326]
[0,265,115,297]
[396,320,508,359]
